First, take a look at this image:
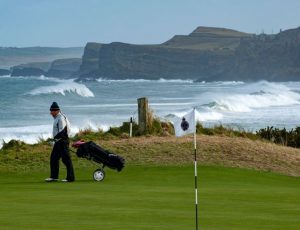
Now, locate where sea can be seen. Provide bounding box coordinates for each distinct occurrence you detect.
[1,75,300,148]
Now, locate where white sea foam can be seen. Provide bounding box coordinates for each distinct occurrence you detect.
[36,75,62,82]
[213,81,245,85]
[96,78,193,83]
[28,79,94,97]
[0,125,52,148]
[0,75,11,78]
[196,111,224,121]
[66,103,137,108]
[72,121,110,133]
[170,110,223,122]
[0,122,111,149]
[150,102,194,107]
[208,81,300,112]
[157,78,194,83]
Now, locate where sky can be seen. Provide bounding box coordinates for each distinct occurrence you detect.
[0,0,299,47]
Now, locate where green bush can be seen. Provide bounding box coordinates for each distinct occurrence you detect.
[2,140,26,150]
[256,126,300,147]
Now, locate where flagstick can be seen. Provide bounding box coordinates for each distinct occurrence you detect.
[194,129,198,230]
[192,107,198,230]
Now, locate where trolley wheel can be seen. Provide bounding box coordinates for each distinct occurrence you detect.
[93,169,105,181]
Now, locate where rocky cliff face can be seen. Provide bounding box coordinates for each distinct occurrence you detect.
[46,58,81,78]
[0,69,10,76]
[91,42,234,80]
[78,26,300,81]
[11,67,46,77]
[79,43,103,79]
[10,58,81,78]
[236,28,299,81]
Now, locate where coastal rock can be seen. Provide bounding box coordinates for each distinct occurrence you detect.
[78,26,300,82]
[46,58,82,78]
[10,67,46,77]
[85,42,233,80]
[0,69,10,76]
[202,27,300,81]
[11,62,51,72]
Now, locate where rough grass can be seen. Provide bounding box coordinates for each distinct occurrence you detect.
[1,135,300,177]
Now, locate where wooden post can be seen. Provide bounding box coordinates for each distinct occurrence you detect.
[137,97,149,135]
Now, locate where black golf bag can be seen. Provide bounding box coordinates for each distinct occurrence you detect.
[76,141,125,172]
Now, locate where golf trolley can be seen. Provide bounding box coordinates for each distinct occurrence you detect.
[72,140,125,181]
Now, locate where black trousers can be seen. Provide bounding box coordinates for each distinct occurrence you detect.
[50,140,75,181]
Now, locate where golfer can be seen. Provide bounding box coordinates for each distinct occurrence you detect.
[45,102,75,182]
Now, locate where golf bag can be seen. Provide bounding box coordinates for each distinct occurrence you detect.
[75,141,125,172]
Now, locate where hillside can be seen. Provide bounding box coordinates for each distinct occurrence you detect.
[100,135,300,177]
[1,135,300,177]
[77,26,300,82]
[163,26,251,50]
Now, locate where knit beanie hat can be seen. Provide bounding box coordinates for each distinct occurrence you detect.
[50,102,60,111]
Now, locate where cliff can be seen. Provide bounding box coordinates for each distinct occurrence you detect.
[0,69,10,76]
[46,58,81,78]
[10,58,81,78]
[81,42,233,80]
[163,26,250,50]
[11,67,46,77]
[79,42,103,78]
[217,27,300,81]
[77,26,300,82]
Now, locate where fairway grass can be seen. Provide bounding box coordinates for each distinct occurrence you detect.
[0,165,300,230]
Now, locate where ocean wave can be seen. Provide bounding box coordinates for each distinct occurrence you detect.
[28,79,94,97]
[0,125,52,148]
[96,78,194,83]
[206,82,300,112]
[71,121,110,133]
[0,75,66,82]
[36,75,64,82]
[65,102,194,109]
[66,103,137,108]
[0,75,11,78]
[167,110,223,122]
[150,102,194,108]
[0,122,111,149]
[214,81,245,85]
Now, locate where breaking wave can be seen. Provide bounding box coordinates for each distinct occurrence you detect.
[96,78,194,83]
[206,81,300,112]
[168,110,223,122]
[0,75,11,78]
[0,121,110,149]
[0,125,52,148]
[28,79,94,97]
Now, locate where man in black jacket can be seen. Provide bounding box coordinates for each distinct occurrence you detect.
[45,102,75,182]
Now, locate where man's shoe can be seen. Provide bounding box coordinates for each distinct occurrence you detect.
[45,178,58,182]
[61,179,74,182]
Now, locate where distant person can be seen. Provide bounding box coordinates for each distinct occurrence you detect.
[45,102,75,182]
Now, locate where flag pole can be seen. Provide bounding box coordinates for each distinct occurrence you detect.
[193,108,198,230]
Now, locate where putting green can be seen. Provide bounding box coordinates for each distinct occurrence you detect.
[0,165,299,229]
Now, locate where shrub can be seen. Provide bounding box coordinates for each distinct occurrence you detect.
[2,140,26,150]
[256,126,300,147]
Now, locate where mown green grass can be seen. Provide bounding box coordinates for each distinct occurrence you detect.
[0,165,299,230]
